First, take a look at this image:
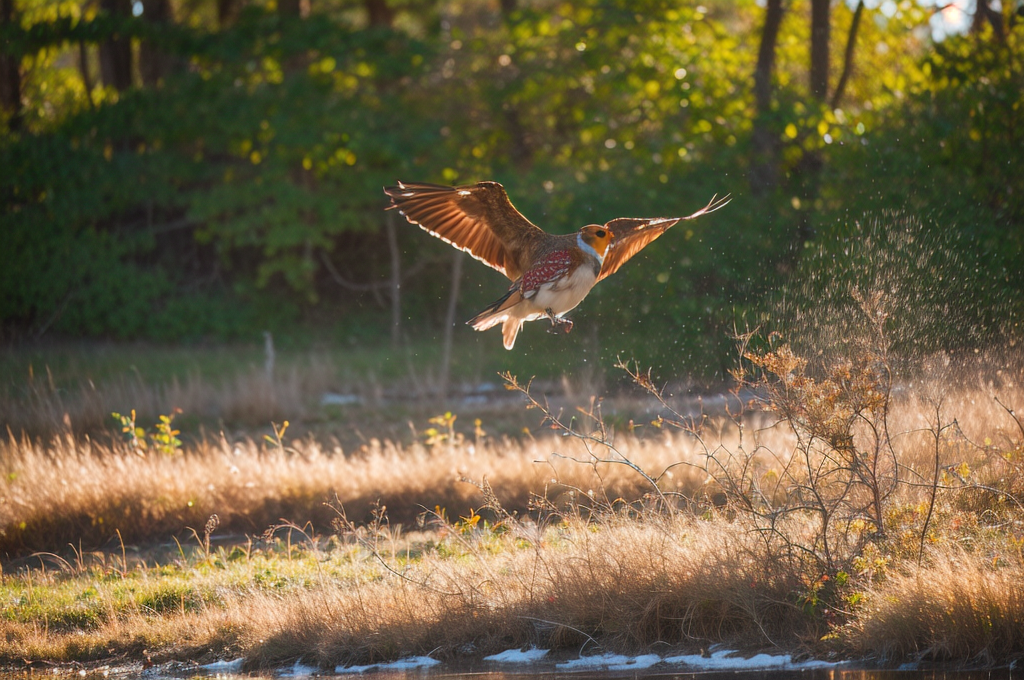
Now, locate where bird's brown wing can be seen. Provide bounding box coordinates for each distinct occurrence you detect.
[384,181,545,281]
[597,194,730,282]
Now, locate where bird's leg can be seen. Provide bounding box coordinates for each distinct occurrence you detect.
[545,308,574,334]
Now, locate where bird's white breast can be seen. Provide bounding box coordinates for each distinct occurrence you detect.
[529,264,598,317]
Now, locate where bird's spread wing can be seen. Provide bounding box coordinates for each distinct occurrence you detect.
[597,194,731,282]
[384,181,545,281]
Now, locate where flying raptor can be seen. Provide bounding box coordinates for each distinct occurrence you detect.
[384,180,728,349]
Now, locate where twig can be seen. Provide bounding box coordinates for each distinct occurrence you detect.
[502,372,675,515]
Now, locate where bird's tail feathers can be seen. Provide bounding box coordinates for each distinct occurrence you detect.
[467,286,523,349]
[467,285,519,328]
[501,317,522,350]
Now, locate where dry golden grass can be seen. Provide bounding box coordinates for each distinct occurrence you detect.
[7,502,1022,668]
[243,515,821,667]
[848,549,1024,664]
[0,360,336,439]
[3,361,1024,668]
[0,426,715,556]
[4,366,1022,556]
[0,515,814,667]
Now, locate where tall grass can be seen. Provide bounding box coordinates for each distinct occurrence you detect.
[0,426,711,556]
[4,487,1023,667]
[850,550,1024,664]
[0,513,819,666]
[3,346,1024,667]
[0,337,684,440]
[0,350,339,438]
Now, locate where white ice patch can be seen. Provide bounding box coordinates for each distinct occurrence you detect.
[381,657,440,670]
[556,653,657,670]
[334,665,374,675]
[278,660,319,677]
[334,656,439,675]
[663,649,835,671]
[608,654,662,671]
[483,647,550,663]
[555,649,835,673]
[201,658,244,673]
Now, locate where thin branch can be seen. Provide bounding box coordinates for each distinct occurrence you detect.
[830,0,865,110]
[320,250,434,292]
[502,372,675,515]
[994,395,1024,440]
[320,251,389,292]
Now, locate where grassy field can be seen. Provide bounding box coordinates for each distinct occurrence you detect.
[2,339,1024,670]
[0,334,688,444]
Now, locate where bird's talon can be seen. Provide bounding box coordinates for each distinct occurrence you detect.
[546,317,573,334]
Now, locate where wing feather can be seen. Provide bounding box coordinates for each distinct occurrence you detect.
[384,181,545,281]
[597,194,730,282]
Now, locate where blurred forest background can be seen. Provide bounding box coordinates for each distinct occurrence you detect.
[1,0,1022,398]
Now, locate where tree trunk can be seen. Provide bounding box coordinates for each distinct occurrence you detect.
[385,213,402,349]
[971,0,1005,41]
[365,0,393,26]
[810,0,830,101]
[78,41,96,110]
[748,0,785,196]
[218,0,240,28]
[504,105,532,168]
[99,0,134,92]
[793,0,832,263]
[140,0,174,87]
[276,0,299,18]
[830,0,865,110]
[0,0,22,131]
[438,251,464,398]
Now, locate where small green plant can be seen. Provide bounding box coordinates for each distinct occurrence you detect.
[424,412,460,447]
[111,408,182,456]
[264,420,290,452]
[112,409,147,455]
[151,410,183,456]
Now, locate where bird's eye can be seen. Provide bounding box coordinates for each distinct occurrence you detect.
[595,230,606,238]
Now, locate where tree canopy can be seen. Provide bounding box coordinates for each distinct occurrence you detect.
[2,0,1021,377]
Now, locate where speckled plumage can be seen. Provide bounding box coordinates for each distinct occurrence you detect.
[384,180,728,349]
[521,250,572,294]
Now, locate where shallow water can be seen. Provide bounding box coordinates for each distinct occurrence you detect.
[366,673,1018,680]
[267,671,1014,680]
[384,669,1007,680]
[11,665,1016,680]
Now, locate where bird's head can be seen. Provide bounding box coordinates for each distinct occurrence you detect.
[578,224,614,259]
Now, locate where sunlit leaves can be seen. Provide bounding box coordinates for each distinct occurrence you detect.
[1,0,1020,368]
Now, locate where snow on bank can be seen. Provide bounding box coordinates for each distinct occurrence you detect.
[200,658,244,673]
[279,660,320,677]
[335,656,440,675]
[663,648,835,671]
[556,653,662,671]
[543,647,836,672]
[203,647,834,676]
[483,647,550,663]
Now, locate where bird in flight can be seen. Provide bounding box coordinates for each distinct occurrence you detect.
[384,181,729,350]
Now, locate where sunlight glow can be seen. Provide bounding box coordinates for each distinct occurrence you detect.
[928,0,973,41]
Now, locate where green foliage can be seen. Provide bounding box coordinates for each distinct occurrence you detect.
[151,410,183,456]
[112,408,182,455]
[1,0,1021,375]
[112,409,146,452]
